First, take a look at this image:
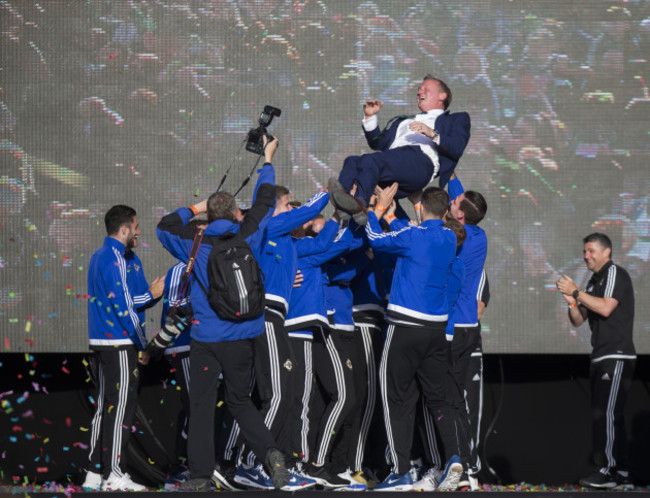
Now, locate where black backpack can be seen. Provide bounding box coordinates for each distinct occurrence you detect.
[199,232,266,321]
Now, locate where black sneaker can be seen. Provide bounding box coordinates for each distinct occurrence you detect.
[264,448,291,490]
[579,470,617,489]
[304,462,350,489]
[212,461,241,491]
[179,477,213,492]
[615,472,635,491]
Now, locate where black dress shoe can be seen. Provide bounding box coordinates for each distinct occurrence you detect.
[328,178,367,225]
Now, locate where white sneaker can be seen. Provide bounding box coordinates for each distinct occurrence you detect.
[337,469,355,485]
[101,472,146,491]
[469,474,480,491]
[413,467,442,491]
[82,471,103,490]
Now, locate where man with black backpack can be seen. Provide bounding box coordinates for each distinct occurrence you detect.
[156,137,292,491]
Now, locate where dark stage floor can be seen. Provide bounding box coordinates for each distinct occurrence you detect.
[2,484,650,497]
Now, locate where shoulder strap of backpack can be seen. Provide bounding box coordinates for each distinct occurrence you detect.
[178,227,205,299]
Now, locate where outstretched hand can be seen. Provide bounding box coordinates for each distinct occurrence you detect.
[149,276,165,300]
[373,183,398,220]
[376,183,398,211]
[263,135,279,163]
[363,99,383,118]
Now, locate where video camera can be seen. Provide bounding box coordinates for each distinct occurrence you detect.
[246,105,282,155]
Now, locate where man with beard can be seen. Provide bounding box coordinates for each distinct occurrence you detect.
[83,205,164,491]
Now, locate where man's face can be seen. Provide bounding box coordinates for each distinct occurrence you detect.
[449,194,465,223]
[417,79,446,112]
[125,216,140,250]
[274,194,292,216]
[583,241,611,273]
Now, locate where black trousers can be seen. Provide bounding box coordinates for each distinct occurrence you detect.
[329,329,365,473]
[380,323,468,475]
[451,325,483,473]
[87,347,140,479]
[590,357,635,473]
[310,327,356,465]
[243,310,296,465]
[329,323,385,473]
[166,351,191,470]
[187,338,276,478]
[286,335,313,463]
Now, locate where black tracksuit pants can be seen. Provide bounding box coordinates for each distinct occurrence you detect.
[87,347,141,479]
[451,325,483,473]
[590,357,635,473]
[243,309,296,465]
[166,351,191,470]
[310,327,356,466]
[187,338,276,479]
[380,323,468,475]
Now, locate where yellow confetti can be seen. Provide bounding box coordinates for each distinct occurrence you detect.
[24,353,30,362]
[217,401,224,408]
[25,321,31,333]
[148,458,155,465]
[80,426,89,432]
[82,358,89,367]
[43,438,49,444]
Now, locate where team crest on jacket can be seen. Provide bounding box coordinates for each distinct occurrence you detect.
[284,359,293,371]
[346,358,353,370]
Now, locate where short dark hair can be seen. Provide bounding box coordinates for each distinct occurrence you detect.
[444,218,466,249]
[275,185,290,199]
[207,191,236,223]
[189,218,208,228]
[583,232,613,256]
[459,191,487,225]
[421,186,449,218]
[105,205,136,236]
[423,75,452,110]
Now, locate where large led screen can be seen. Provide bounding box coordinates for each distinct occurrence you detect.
[1,0,648,353]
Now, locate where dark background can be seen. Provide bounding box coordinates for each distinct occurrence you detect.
[0,352,648,487]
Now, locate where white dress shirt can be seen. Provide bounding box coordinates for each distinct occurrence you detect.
[362,109,442,177]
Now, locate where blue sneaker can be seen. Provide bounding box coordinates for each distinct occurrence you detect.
[281,468,317,491]
[437,455,463,491]
[374,471,414,492]
[233,464,274,490]
[164,469,190,491]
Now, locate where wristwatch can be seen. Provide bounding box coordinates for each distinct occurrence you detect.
[572,289,580,300]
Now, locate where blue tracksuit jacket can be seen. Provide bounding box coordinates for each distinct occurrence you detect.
[365,211,456,327]
[88,237,156,350]
[256,190,330,315]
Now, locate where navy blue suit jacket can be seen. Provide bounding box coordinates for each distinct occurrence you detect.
[363,111,471,189]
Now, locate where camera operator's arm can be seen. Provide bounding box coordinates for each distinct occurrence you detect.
[252,136,278,203]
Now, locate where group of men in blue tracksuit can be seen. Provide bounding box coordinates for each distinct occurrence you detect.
[82,130,490,492]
